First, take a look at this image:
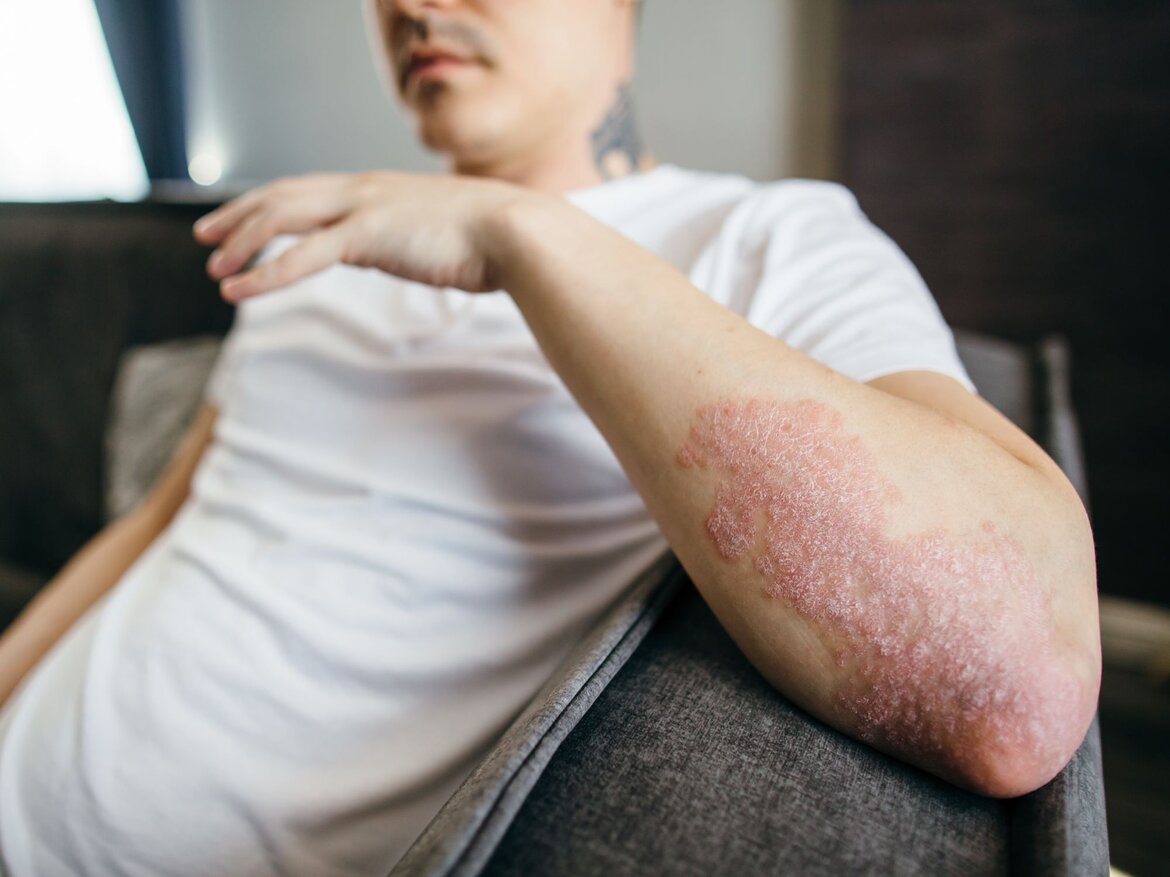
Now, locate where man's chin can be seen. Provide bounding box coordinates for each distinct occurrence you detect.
[417,122,472,157]
[415,112,505,164]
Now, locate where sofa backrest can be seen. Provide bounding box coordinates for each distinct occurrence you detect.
[0,200,231,577]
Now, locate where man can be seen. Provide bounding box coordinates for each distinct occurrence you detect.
[0,0,1101,874]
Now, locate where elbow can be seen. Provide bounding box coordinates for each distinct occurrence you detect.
[955,521,1102,799]
[947,652,1102,799]
[959,738,1079,800]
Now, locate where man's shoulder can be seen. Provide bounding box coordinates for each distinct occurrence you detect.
[668,164,860,207]
[664,166,870,249]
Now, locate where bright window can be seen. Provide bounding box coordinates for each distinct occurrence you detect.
[0,0,150,201]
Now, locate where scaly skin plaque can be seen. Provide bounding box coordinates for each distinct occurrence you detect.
[676,398,1084,781]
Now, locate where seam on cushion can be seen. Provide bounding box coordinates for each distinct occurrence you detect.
[1006,716,1109,876]
[389,551,685,877]
[451,563,687,877]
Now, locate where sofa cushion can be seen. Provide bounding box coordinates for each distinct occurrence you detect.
[485,582,1014,876]
[953,328,1035,435]
[104,336,221,520]
[392,552,682,876]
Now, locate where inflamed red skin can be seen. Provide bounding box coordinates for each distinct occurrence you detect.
[675,397,1096,797]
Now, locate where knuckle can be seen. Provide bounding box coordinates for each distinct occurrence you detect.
[353,173,379,198]
[338,218,370,264]
[355,209,382,239]
[265,258,290,284]
[256,213,281,236]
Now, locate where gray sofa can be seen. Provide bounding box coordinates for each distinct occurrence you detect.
[0,201,1107,875]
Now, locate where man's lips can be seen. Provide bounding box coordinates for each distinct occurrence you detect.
[411,56,468,77]
[401,50,476,89]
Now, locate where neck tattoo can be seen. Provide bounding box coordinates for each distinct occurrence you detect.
[591,81,645,180]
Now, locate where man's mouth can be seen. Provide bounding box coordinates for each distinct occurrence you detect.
[401,48,476,91]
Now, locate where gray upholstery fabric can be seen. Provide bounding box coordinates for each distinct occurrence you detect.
[104,336,221,521]
[953,328,1036,437]
[391,553,683,877]
[953,329,1088,507]
[484,583,1013,876]
[1036,336,1090,510]
[482,585,1107,877]
[1010,717,1108,876]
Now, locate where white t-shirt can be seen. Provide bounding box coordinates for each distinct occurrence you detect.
[0,164,972,877]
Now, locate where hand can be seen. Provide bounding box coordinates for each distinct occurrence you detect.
[192,171,533,300]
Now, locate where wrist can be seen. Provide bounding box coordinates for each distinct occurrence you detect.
[480,188,582,295]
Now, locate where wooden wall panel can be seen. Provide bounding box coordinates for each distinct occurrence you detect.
[841,0,1170,606]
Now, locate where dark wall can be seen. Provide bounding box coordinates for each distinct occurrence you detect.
[841,0,1169,606]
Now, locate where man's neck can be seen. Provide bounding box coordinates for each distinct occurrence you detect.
[450,80,656,196]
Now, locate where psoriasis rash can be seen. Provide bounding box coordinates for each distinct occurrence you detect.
[675,398,1083,780]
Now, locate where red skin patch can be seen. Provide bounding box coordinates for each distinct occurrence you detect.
[676,398,1083,780]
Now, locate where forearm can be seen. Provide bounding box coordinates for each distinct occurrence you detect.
[491,195,1100,797]
[0,503,169,708]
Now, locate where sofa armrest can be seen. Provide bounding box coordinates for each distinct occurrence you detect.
[397,329,1108,877]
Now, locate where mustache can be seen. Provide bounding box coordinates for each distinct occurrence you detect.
[390,11,496,91]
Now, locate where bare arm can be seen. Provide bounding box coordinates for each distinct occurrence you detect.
[488,197,1101,798]
[0,403,219,709]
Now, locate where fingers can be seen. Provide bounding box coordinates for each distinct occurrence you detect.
[220,224,350,301]
[206,209,280,279]
[193,187,266,245]
[194,175,356,280]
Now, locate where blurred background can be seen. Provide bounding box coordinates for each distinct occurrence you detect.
[0,0,1166,873]
[0,0,841,196]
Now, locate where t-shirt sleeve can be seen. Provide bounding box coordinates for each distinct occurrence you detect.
[739,180,975,392]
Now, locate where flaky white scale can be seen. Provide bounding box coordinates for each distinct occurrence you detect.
[676,397,1081,779]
